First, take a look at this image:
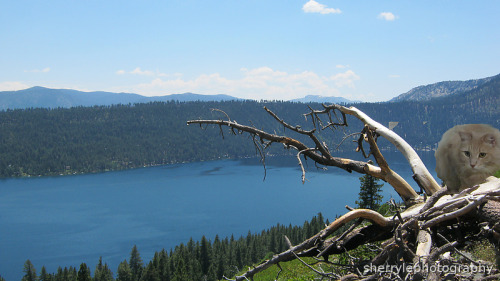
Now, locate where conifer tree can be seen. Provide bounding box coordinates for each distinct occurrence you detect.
[77,263,91,281]
[355,174,384,210]
[172,253,188,281]
[139,261,159,281]
[39,266,52,281]
[156,250,170,281]
[129,245,144,281]
[21,259,37,281]
[116,260,133,281]
[69,266,78,281]
[54,267,64,281]
[94,257,114,281]
[200,235,211,276]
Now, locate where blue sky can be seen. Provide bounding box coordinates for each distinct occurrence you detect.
[1,0,499,102]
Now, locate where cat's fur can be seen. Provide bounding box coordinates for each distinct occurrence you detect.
[435,124,500,193]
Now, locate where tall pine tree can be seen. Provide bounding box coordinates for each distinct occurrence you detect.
[39,266,52,281]
[116,260,133,281]
[356,174,383,210]
[77,263,91,281]
[129,245,144,281]
[21,260,37,281]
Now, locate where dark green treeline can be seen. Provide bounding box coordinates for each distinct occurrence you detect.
[16,213,328,281]
[0,100,315,178]
[1,76,499,179]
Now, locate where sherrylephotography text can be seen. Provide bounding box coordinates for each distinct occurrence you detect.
[364,263,493,275]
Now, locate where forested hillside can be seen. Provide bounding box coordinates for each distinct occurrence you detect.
[16,213,329,281]
[0,101,311,177]
[0,73,498,178]
[0,87,240,110]
[389,73,497,102]
[359,73,500,150]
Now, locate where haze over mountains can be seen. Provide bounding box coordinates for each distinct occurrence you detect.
[0,73,498,110]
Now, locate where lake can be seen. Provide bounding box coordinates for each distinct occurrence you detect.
[0,151,437,280]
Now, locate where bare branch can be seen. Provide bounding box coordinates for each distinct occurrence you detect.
[420,195,488,229]
[337,105,441,195]
[297,148,317,184]
[306,104,440,195]
[364,128,419,202]
[188,104,424,204]
[264,106,315,135]
[187,104,500,280]
[187,118,388,190]
[210,108,231,121]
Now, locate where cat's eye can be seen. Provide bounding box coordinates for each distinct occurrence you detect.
[463,151,471,157]
[479,152,487,158]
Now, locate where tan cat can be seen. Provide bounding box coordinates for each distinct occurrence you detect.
[435,124,500,193]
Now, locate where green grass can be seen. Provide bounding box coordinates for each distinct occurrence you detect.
[230,244,380,281]
[468,239,498,266]
[232,258,325,281]
[494,170,500,178]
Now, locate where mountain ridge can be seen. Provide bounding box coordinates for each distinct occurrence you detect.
[1,72,498,109]
[0,87,241,110]
[0,87,363,110]
[290,95,360,104]
[390,74,498,102]
[0,73,498,178]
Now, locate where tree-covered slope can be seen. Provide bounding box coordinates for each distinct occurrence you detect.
[0,101,311,177]
[0,87,241,110]
[0,73,498,178]
[389,73,498,102]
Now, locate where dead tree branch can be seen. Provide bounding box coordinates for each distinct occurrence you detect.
[188,104,423,204]
[187,103,500,280]
[305,104,441,195]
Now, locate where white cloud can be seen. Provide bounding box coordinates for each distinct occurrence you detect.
[130,67,155,76]
[330,70,360,88]
[378,12,397,21]
[336,64,350,69]
[0,81,30,91]
[25,67,51,73]
[303,0,341,14]
[388,74,400,78]
[114,67,360,101]
[116,67,157,76]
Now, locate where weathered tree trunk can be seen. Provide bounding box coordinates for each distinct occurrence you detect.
[188,104,500,280]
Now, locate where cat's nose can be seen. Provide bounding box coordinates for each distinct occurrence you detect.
[471,164,476,168]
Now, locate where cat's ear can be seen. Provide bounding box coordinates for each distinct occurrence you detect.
[482,134,497,146]
[459,131,472,142]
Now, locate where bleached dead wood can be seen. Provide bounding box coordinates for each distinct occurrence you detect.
[222,178,500,280]
[310,104,441,196]
[187,104,500,280]
[188,104,425,204]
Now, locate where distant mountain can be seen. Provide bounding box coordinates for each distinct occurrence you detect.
[0,87,240,110]
[0,73,499,178]
[290,95,359,104]
[152,92,240,102]
[390,74,498,102]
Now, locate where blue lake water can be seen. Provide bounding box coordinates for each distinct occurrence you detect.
[0,152,437,280]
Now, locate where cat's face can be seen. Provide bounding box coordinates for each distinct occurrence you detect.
[457,132,498,172]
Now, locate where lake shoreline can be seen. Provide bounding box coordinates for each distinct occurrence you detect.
[1,147,438,180]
